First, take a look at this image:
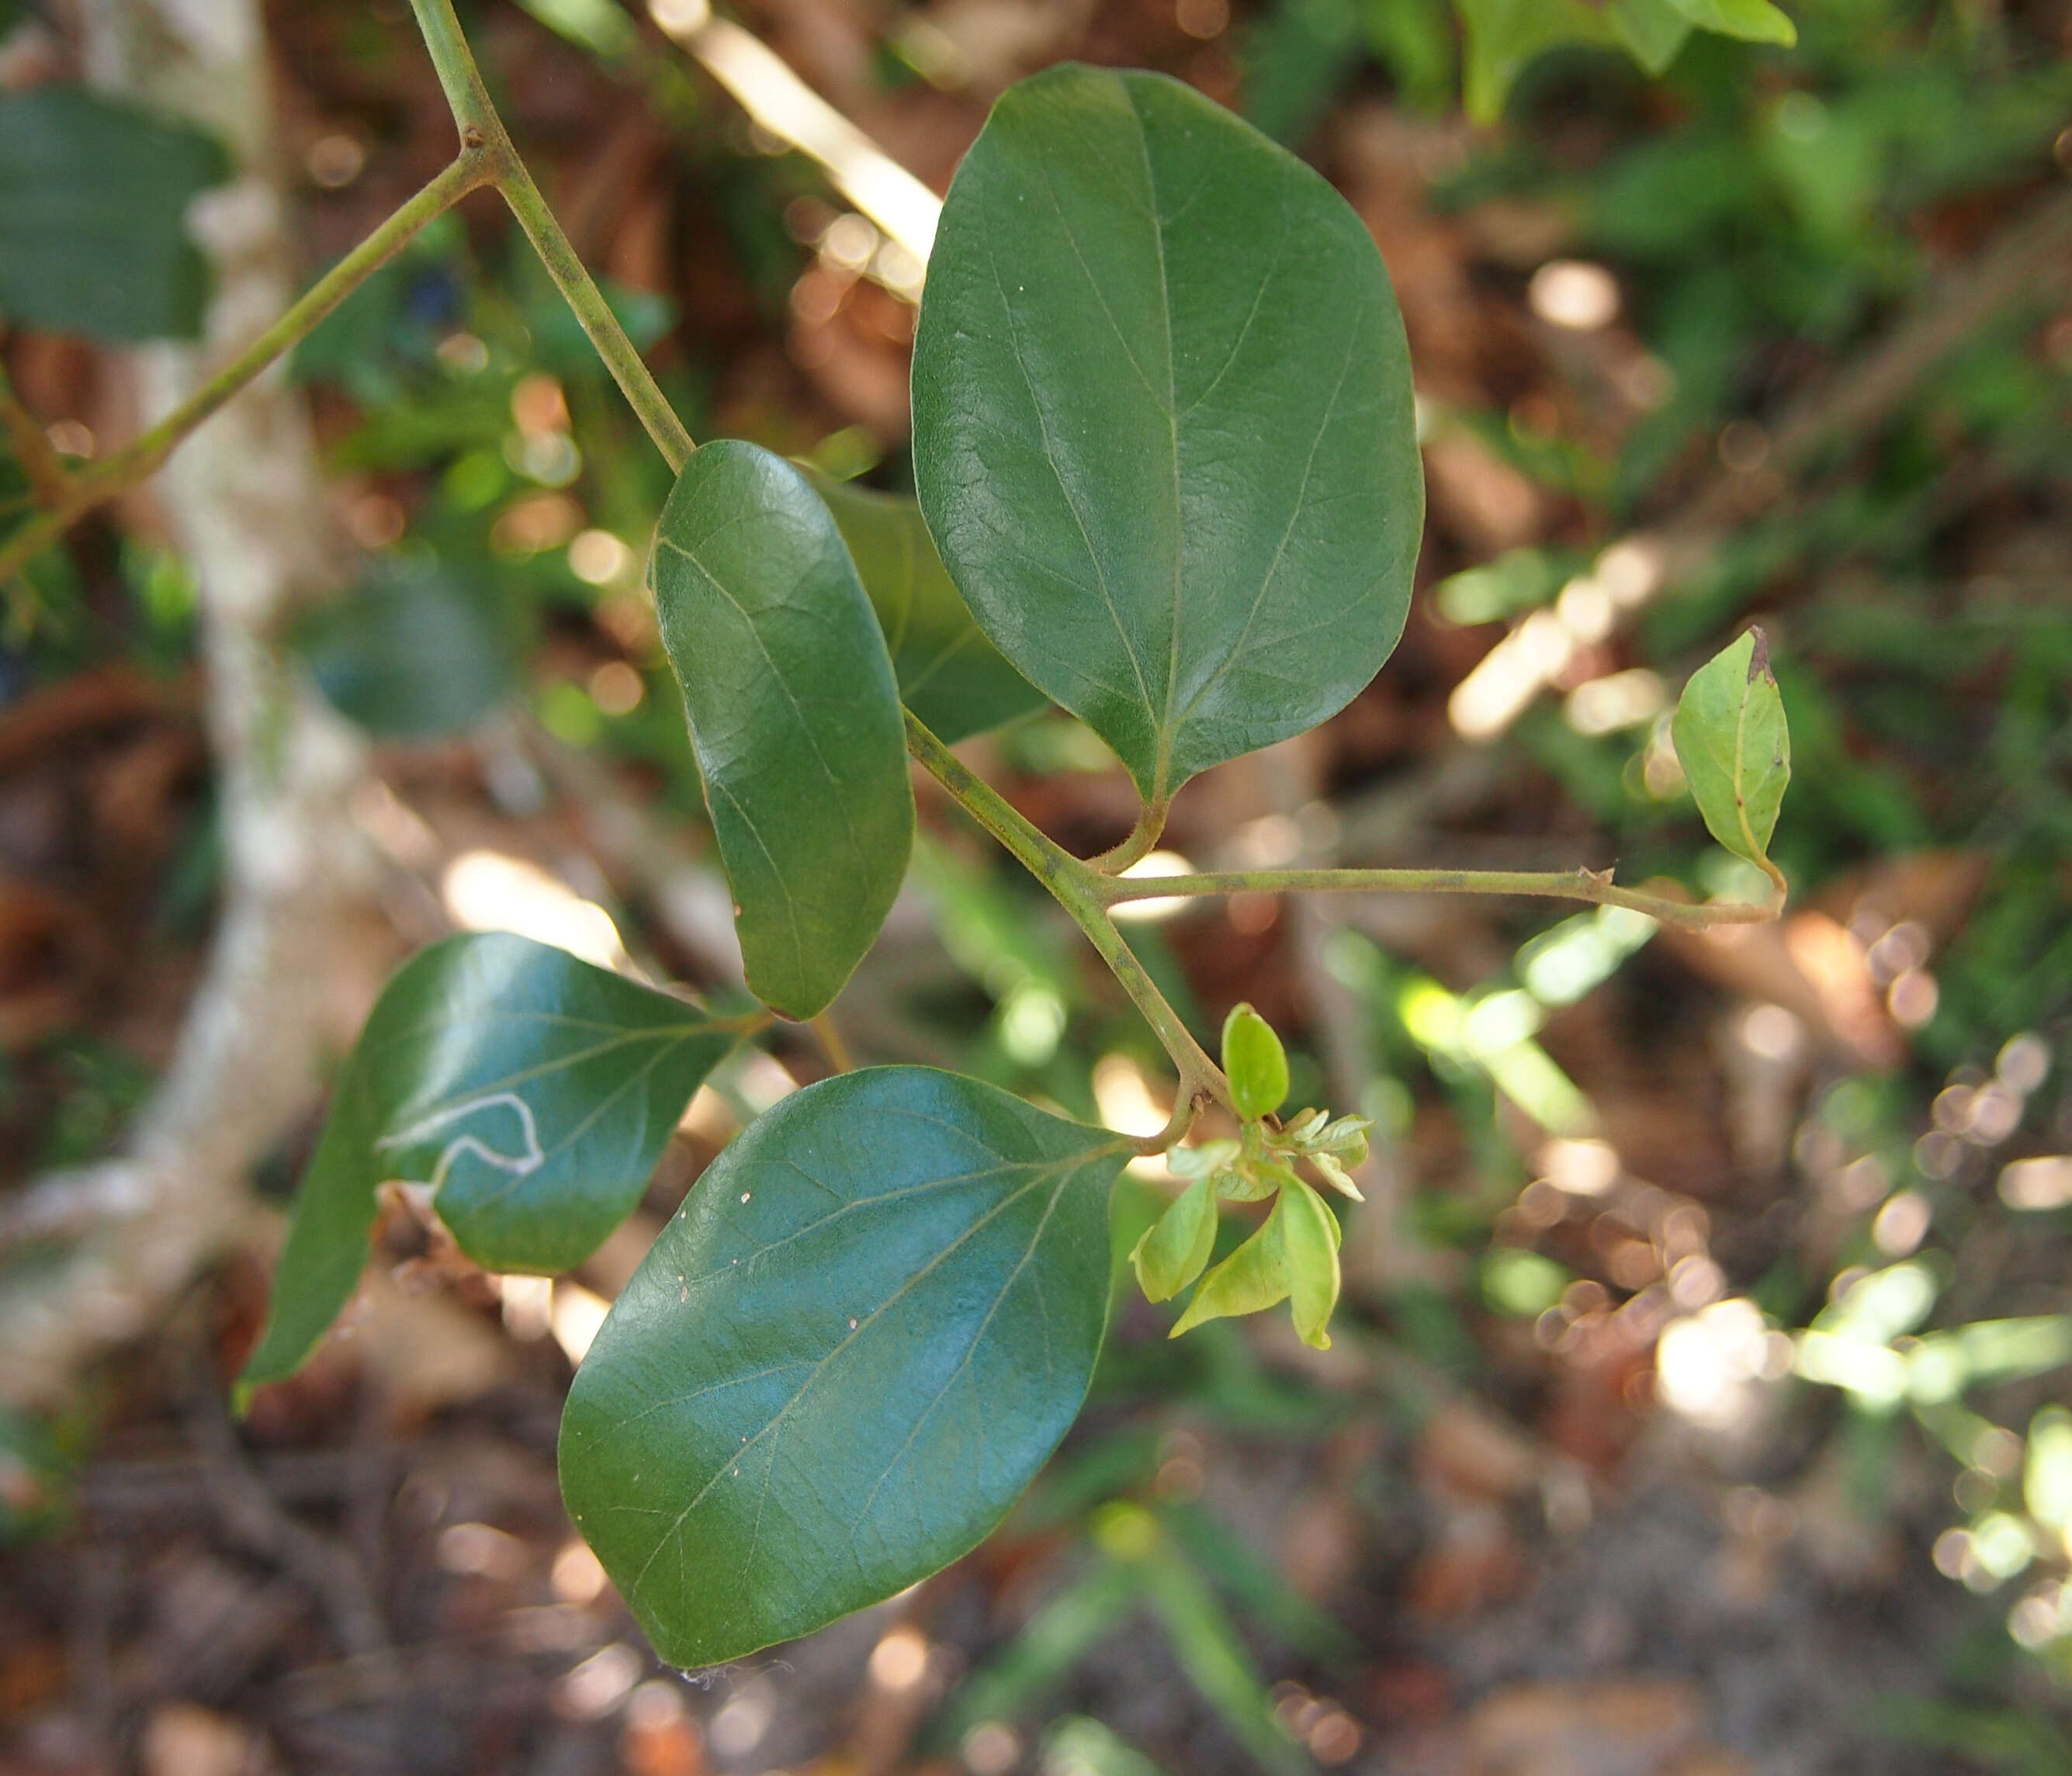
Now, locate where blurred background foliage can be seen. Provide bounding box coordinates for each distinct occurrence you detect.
[2,0,2071,1771]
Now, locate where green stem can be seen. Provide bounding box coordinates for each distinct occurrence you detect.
[0,151,490,589]
[407,0,695,474]
[903,711,1227,1124]
[809,1010,856,1073]
[1093,864,1785,930]
[0,364,71,510]
[1089,796,1171,874]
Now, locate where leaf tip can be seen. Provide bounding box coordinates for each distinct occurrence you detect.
[1746,623,1772,683]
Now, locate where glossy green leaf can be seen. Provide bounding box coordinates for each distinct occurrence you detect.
[559,1067,1126,1667]
[651,441,915,1019]
[1131,1175,1219,1303]
[1169,1198,1291,1338]
[1221,1003,1289,1122]
[1280,1180,1342,1350]
[809,474,1048,743]
[1671,626,1790,874]
[912,64,1421,805]
[0,86,230,341]
[237,934,734,1398]
[1661,0,1795,44]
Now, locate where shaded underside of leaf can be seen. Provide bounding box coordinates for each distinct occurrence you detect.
[237,933,733,1397]
[650,441,916,1020]
[559,1066,1126,1668]
[912,64,1422,803]
[809,473,1048,743]
[0,85,230,341]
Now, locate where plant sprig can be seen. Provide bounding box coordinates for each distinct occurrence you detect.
[2,0,1800,1673]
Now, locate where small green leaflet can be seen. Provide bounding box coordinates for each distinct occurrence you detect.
[0,86,230,341]
[1221,1002,1289,1123]
[1457,0,1618,123]
[1279,1179,1342,1351]
[560,1067,1126,1668]
[1671,626,1790,885]
[1170,1197,1291,1338]
[808,473,1048,743]
[913,64,1422,806]
[1131,1175,1219,1302]
[1607,0,1693,72]
[1662,0,1795,45]
[650,441,915,1020]
[1457,0,1787,120]
[237,933,736,1400]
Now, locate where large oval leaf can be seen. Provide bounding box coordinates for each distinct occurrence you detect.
[559,1066,1126,1667]
[651,441,915,1019]
[237,933,736,1399]
[809,473,1048,743]
[0,86,230,341]
[911,64,1422,805]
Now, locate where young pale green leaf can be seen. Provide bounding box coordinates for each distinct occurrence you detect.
[651,441,915,1019]
[559,1067,1127,1668]
[1221,1003,1290,1123]
[809,474,1048,743]
[0,86,230,341]
[1607,0,1694,71]
[1280,1180,1343,1350]
[1661,0,1795,44]
[1670,626,1791,878]
[1131,1175,1220,1303]
[1457,0,1620,123]
[912,64,1422,805]
[1169,1199,1291,1338]
[237,934,734,1399]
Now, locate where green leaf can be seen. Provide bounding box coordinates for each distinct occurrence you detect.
[1221,1003,1289,1122]
[237,934,733,1397]
[912,64,1422,805]
[1670,626,1790,877]
[1041,1718,1170,1776]
[808,473,1048,743]
[1170,1199,1291,1337]
[1456,0,1618,123]
[1131,1175,1220,1303]
[1661,0,1795,44]
[0,86,230,341]
[1280,1180,1342,1349]
[650,441,916,1020]
[1606,0,1693,71]
[292,559,518,739]
[559,1067,1125,1667]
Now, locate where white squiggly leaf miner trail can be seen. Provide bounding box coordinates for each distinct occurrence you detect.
[373,1090,546,1191]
